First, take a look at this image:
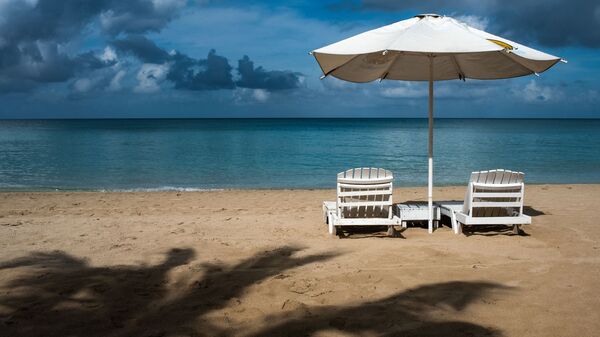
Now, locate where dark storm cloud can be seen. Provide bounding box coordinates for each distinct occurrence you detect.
[236,55,302,91]
[112,36,302,91]
[112,36,235,90]
[332,0,600,47]
[0,42,114,93]
[111,35,170,63]
[168,49,236,90]
[0,0,302,94]
[0,0,185,93]
[98,0,186,36]
[0,0,184,43]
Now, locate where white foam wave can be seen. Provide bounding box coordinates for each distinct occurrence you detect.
[99,186,225,192]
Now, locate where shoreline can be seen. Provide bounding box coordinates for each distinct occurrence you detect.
[1,182,599,193]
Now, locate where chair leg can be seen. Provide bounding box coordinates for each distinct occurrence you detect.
[512,224,521,235]
[387,226,399,237]
[328,213,336,236]
[451,212,459,234]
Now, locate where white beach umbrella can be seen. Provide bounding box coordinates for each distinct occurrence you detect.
[311,14,564,233]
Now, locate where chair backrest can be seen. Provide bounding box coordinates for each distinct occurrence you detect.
[336,168,393,219]
[463,169,525,217]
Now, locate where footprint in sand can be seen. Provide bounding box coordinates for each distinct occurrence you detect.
[281,299,311,316]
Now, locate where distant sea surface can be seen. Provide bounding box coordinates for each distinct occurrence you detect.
[0,119,599,191]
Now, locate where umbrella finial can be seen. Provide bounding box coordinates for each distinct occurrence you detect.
[415,13,441,19]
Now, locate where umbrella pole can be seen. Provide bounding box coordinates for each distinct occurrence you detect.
[428,56,434,234]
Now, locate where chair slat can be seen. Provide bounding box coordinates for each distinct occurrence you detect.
[472,201,522,208]
[335,168,394,221]
[472,192,522,198]
[339,201,393,207]
[339,190,392,197]
[338,182,392,189]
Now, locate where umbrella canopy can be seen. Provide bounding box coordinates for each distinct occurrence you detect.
[312,14,563,82]
[311,14,564,233]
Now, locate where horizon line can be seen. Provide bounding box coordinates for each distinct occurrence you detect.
[1,117,599,121]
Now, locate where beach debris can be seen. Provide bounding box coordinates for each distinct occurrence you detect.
[1,221,22,227]
[309,289,332,298]
[273,273,290,280]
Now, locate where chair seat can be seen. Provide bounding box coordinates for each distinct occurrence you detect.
[436,201,464,212]
[323,201,399,226]
[455,213,532,225]
[330,214,401,226]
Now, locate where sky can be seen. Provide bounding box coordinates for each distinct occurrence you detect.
[0,0,598,118]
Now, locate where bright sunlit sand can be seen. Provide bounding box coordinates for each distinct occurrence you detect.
[1,184,599,336]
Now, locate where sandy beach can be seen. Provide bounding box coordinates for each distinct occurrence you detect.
[1,184,599,336]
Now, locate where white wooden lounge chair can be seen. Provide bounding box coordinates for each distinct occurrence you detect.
[436,169,531,234]
[323,168,401,235]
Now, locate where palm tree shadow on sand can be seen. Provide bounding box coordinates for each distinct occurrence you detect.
[0,247,508,337]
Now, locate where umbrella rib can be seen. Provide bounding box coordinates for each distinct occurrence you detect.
[379,53,402,81]
[450,55,466,81]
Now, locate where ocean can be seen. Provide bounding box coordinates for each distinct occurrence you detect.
[0,118,599,191]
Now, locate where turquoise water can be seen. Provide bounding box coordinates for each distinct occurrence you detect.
[0,119,599,190]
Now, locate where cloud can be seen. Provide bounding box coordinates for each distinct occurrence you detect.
[0,41,115,93]
[66,58,125,98]
[513,80,562,102]
[100,47,118,63]
[236,55,303,91]
[0,0,187,93]
[332,0,600,47]
[169,49,235,90]
[99,0,186,35]
[112,35,170,63]
[380,83,427,99]
[0,0,186,43]
[134,63,169,93]
[108,69,126,91]
[112,35,303,92]
[454,15,489,30]
[252,89,270,102]
[73,78,94,93]
[378,81,496,100]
